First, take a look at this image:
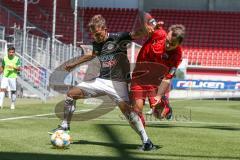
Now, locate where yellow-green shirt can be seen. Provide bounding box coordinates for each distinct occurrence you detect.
[2,55,21,78]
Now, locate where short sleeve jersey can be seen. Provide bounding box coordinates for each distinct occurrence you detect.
[92,32,132,82]
[157,46,183,74]
[131,28,167,88]
[136,28,167,63]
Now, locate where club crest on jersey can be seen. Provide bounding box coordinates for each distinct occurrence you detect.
[102,41,118,54]
[107,43,115,50]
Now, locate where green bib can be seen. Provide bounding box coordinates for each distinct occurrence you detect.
[3,55,20,78]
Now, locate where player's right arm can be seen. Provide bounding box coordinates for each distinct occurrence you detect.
[64,51,96,72]
[130,12,164,39]
[0,66,3,74]
[0,58,5,74]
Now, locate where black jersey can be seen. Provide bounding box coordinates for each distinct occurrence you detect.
[92,32,132,82]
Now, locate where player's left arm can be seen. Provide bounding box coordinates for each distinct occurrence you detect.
[155,67,177,97]
[15,58,21,71]
[155,52,182,100]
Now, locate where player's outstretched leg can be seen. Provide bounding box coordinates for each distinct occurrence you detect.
[48,87,84,134]
[48,96,75,134]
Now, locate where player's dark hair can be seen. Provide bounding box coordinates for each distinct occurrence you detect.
[169,24,186,44]
[88,14,107,32]
[8,47,15,52]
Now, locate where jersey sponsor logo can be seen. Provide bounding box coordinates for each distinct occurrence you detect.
[177,80,225,89]
[102,60,117,68]
[98,54,115,61]
[101,40,130,54]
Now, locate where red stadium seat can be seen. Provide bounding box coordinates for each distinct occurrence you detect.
[1,1,239,68]
[149,9,240,68]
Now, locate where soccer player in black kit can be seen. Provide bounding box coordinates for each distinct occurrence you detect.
[49,14,155,151]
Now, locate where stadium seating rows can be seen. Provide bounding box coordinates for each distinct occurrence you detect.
[150,9,240,68]
[1,0,239,68]
[1,0,137,44]
[150,9,240,49]
[182,47,239,67]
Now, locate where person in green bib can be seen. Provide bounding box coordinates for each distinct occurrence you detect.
[0,47,21,109]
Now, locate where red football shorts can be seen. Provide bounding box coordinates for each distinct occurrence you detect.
[130,85,158,105]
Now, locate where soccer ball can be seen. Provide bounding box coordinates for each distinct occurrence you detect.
[50,130,71,148]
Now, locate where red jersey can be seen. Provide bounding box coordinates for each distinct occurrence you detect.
[136,28,167,62]
[156,46,183,79]
[157,46,182,68]
[130,28,182,101]
[131,28,167,90]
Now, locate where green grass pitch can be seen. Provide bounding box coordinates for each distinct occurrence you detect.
[0,97,239,160]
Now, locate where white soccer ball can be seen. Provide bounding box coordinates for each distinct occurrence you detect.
[50,130,71,148]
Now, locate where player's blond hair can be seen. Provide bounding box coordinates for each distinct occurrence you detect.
[168,24,186,44]
[88,14,107,32]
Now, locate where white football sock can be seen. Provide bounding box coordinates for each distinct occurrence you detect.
[8,91,11,99]
[61,97,76,129]
[61,120,68,129]
[127,111,149,143]
[11,91,16,104]
[0,92,5,107]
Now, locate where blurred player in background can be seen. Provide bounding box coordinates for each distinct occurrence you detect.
[49,14,156,151]
[130,13,185,125]
[0,47,21,109]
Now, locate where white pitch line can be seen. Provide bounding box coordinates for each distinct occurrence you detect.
[1,106,240,126]
[0,109,92,121]
[1,112,240,126]
[0,113,56,121]
[0,99,202,121]
[0,106,120,122]
[91,118,240,126]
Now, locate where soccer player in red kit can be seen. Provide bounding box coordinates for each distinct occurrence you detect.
[130,14,186,125]
[150,24,185,119]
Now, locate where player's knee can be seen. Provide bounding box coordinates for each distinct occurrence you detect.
[67,89,84,100]
[65,96,74,104]
[0,88,7,92]
[118,101,131,113]
[133,105,143,115]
